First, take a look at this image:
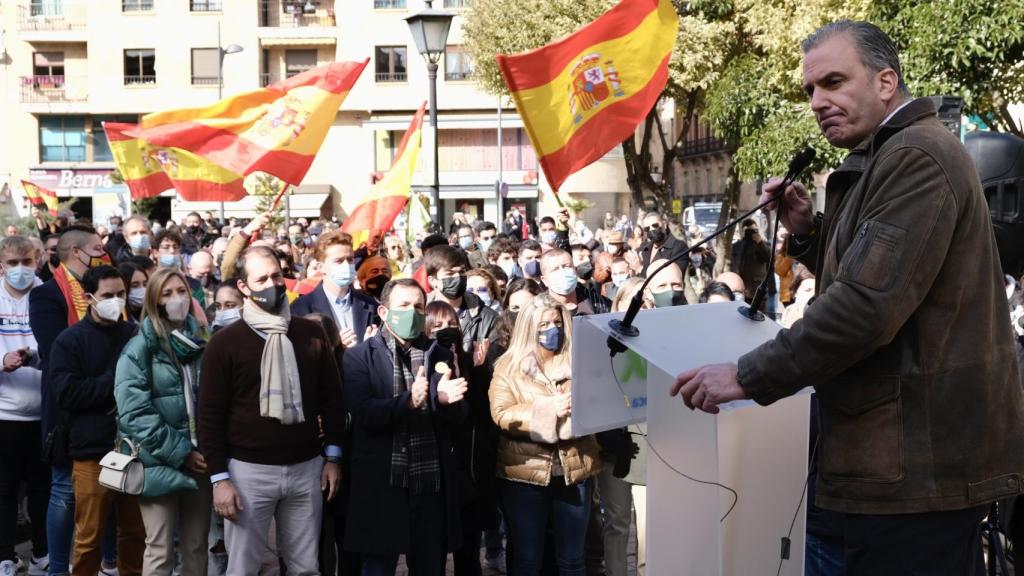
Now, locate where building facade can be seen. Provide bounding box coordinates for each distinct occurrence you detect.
[0,0,631,230]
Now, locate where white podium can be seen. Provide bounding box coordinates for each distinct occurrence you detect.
[572,302,810,576]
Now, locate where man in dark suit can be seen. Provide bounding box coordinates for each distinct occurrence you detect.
[292,231,380,348]
[637,211,689,276]
[343,278,468,575]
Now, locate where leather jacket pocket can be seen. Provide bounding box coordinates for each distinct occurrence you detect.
[838,220,904,292]
[818,374,903,483]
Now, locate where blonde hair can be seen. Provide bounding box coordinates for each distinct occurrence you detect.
[140,267,191,343]
[611,277,652,313]
[494,291,573,377]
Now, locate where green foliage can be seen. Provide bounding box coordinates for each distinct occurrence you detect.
[248,173,287,229]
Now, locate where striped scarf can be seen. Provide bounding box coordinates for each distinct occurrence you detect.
[380,330,441,495]
[53,264,88,326]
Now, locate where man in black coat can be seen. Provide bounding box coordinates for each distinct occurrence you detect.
[636,211,689,276]
[342,278,468,575]
[291,231,379,347]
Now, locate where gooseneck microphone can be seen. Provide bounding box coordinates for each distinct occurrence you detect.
[607,146,816,355]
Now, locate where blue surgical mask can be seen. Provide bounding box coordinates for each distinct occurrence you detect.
[159,254,180,268]
[479,238,494,252]
[327,262,355,289]
[537,325,564,353]
[5,265,35,291]
[691,254,703,268]
[547,268,578,296]
[499,260,519,278]
[478,291,493,306]
[213,307,241,327]
[458,236,474,250]
[611,273,629,288]
[540,230,557,245]
[128,234,151,253]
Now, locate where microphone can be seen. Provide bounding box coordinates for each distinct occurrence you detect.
[739,146,816,321]
[607,146,817,355]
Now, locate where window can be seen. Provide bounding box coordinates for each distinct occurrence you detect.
[285,50,318,78]
[191,48,219,85]
[40,116,86,162]
[443,0,471,7]
[375,46,407,82]
[190,0,222,10]
[374,0,406,8]
[122,0,154,12]
[92,115,139,162]
[124,49,156,85]
[33,52,65,78]
[445,46,473,81]
[30,0,63,17]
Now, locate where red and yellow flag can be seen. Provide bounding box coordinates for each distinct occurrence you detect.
[496,0,677,192]
[342,103,426,249]
[127,60,368,186]
[103,122,246,202]
[21,180,59,215]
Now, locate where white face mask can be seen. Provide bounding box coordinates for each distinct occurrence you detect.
[93,297,125,322]
[606,244,620,256]
[128,287,146,307]
[547,267,578,296]
[164,294,191,322]
[213,307,241,327]
[611,273,629,288]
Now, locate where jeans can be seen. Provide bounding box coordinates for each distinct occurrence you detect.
[804,533,844,576]
[47,465,74,576]
[502,478,590,576]
[0,420,49,563]
[483,517,504,560]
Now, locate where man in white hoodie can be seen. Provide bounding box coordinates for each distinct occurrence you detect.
[0,235,47,576]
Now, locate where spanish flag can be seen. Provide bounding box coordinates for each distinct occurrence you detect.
[127,60,368,186]
[21,180,58,215]
[342,103,426,249]
[496,0,677,192]
[103,122,246,202]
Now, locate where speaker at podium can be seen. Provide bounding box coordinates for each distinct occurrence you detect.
[571,302,811,576]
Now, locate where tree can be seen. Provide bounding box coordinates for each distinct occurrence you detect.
[248,173,287,230]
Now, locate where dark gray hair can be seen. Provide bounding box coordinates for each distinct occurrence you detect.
[802,20,910,97]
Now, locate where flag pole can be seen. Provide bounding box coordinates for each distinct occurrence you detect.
[270,184,290,211]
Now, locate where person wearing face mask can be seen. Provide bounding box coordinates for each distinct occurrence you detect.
[115,215,155,265]
[683,246,715,305]
[357,255,393,302]
[198,246,344,576]
[489,292,601,576]
[48,265,145,576]
[644,259,687,309]
[517,240,543,282]
[456,224,487,271]
[343,279,469,575]
[425,246,499,367]
[180,212,209,257]
[466,268,501,313]
[114,268,212,576]
[118,262,149,323]
[487,238,521,282]
[0,236,49,576]
[539,248,594,316]
[29,225,112,576]
[210,284,245,334]
[604,258,632,302]
[537,216,568,251]
[154,229,208,310]
[636,212,689,276]
[570,244,610,315]
[713,271,748,304]
[473,222,498,268]
[292,231,381,349]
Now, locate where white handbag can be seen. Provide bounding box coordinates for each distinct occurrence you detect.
[98,438,145,496]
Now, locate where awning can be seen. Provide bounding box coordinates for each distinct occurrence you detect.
[259,37,336,47]
[431,185,538,200]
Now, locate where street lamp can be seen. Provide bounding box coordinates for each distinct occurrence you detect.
[405,1,453,225]
[216,21,243,223]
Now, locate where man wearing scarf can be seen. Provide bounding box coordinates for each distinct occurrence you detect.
[343,278,469,575]
[198,246,344,575]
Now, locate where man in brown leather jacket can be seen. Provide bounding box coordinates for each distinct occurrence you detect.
[671,20,1024,574]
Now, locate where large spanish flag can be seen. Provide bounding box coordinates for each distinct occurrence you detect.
[103,122,246,202]
[21,180,58,215]
[342,103,425,249]
[127,60,368,186]
[496,0,677,192]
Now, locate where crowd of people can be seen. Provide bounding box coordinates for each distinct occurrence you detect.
[0,201,807,576]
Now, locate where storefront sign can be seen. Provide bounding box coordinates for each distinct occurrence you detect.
[28,169,122,196]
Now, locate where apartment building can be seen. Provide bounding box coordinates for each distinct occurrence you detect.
[0,0,630,228]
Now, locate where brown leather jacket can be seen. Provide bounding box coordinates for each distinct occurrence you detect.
[489,355,601,487]
[738,98,1024,514]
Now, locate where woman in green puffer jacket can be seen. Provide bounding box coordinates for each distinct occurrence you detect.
[114,267,210,576]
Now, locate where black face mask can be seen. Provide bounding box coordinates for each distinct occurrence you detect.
[49,254,60,269]
[248,283,287,313]
[576,260,594,281]
[439,275,467,299]
[434,326,461,349]
[186,225,200,236]
[647,227,666,244]
[365,274,389,299]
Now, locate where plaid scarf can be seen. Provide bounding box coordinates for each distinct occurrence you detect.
[380,330,441,495]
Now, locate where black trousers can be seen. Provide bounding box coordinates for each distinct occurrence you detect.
[844,504,987,575]
[0,420,50,562]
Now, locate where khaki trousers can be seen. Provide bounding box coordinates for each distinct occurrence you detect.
[139,479,213,576]
[71,459,145,576]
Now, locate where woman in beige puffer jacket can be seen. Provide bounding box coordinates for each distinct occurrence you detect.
[489,292,600,575]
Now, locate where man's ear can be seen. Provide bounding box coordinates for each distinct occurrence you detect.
[377,305,388,323]
[236,278,249,297]
[876,68,901,105]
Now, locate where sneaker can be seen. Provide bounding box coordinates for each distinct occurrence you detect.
[97,567,118,576]
[483,554,506,573]
[28,555,48,576]
[0,560,16,576]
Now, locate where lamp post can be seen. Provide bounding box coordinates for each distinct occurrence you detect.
[405,1,453,226]
[216,21,243,224]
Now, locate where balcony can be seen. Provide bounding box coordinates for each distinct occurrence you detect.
[678,136,730,159]
[259,1,335,28]
[20,75,87,104]
[374,0,406,8]
[18,3,88,39]
[376,72,407,83]
[442,0,471,8]
[124,75,157,86]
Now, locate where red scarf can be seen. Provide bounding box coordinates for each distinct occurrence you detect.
[53,264,88,327]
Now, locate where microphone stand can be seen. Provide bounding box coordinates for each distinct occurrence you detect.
[738,205,782,322]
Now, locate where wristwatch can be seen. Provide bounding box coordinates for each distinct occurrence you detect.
[324,456,341,465]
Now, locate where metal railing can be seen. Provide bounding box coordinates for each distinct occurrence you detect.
[124,75,157,86]
[678,136,730,158]
[121,0,154,11]
[18,3,87,31]
[375,72,407,82]
[190,0,222,11]
[20,75,88,103]
[191,76,219,86]
[259,1,335,27]
[374,0,406,8]
[445,70,472,81]
[443,0,471,8]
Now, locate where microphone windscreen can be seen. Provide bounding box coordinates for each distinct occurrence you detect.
[787,146,817,178]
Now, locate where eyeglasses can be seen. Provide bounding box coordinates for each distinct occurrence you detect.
[645,223,661,231]
[468,287,489,295]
